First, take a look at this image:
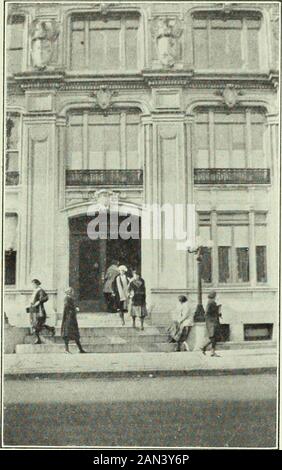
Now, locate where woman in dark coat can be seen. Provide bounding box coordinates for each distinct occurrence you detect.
[61,288,86,353]
[128,270,147,330]
[201,291,222,357]
[28,279,55,344]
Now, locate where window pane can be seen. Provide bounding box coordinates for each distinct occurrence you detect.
[125,28,137,70]
[232,123,246,167]
[256,246,267,283]
[210,29,226,68]
[7,50,23,75]
[201,247,212,283]
[89,29,105,71]
[218,246,231,283]
[5,250,16,285]
[247,28,259,69]
[7,115,20,149]
[6,151,19,171]
[215,124,229,167]
[236,247,249,282]
[194,28,208,68]
[71,29,86,70]
[105,29,120,70]
[89,125,104,169]
[126,123,139,169]
[251,123,265,168]
[228,29,242,68]
[104,125,120,169]
[195,123,209,167]
[68,126,83,169]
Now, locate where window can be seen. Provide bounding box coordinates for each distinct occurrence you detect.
[5,214,18,286]
[244,324,273,341]
[67,110,141,170]
[198,211,268,286]
[192,11,262,70]
[70,13,140,71]
[6,114,20,172]
[7,15,25,75]
[195,109,266,169]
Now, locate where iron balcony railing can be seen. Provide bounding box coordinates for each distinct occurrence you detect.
[66,169,143,186]
[194,168,271,185]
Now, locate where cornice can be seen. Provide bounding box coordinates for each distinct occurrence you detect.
[8,70,279,93]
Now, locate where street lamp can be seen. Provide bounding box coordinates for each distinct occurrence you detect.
[187,237,213,323]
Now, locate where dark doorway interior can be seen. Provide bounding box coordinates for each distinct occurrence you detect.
[69,213,141,312]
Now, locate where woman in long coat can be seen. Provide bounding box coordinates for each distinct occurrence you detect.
[103,259,119,312]
[201,291,222,357]
[28,279,55,344]
[128,270,147,330]
[168,295,195,351]
[61,288,86,353]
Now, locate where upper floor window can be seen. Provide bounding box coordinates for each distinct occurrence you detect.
[67,109,141,170]
[6,113,20,172]
[70,12,140,72]
[192,11,262,70]
[194,108,266,169]
[7,15,25,75]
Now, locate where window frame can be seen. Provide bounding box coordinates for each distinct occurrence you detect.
[6,14,26,76]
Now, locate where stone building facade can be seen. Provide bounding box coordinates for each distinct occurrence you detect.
[5,2,279,342]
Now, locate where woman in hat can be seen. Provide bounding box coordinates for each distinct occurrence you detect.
[103,259,120,313]
[61,287,86,353]
[28,279,55,344]
[128,270,147,330]
[201,291,222,357]
[112,265,130,326]
[167,295,195,351]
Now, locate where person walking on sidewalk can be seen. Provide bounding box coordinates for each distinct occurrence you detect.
[61,287,86,353]
[128,270,147,330]
[201,291,222,357]
[103,259,120,313]
[28,279,55,344]
[173,295,195,352]
[113,265,130,326]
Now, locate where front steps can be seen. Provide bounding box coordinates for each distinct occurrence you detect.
[13,313,277,355]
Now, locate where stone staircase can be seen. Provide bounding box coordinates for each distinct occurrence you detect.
[14,312,277,355]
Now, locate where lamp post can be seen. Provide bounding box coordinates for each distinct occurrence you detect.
[187,238,213,323]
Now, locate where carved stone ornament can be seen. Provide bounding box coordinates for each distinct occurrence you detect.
[91,190,119,211]
[151,17,183,68]
[29,19,59,70]
[93,87,117,110]
[221,85,239,109]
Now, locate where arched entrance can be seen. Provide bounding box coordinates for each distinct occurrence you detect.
[69,212,141,312]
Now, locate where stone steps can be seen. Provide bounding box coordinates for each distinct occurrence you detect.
[53,326,167,337]
[23,333,169,345]
[15,342,176,354]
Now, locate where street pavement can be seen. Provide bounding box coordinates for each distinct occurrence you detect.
[4,374,277,448]
[4,348,277,378]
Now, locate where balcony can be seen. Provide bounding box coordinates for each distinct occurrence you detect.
[194,169,271,185]
[66,169,143,187]
[6,171,19,186]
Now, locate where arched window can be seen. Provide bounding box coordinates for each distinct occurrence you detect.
[70,12,140,72]
[7,15,25,75]
[67,109,141,171]
[192,10,263,70]
[194,107,267,169]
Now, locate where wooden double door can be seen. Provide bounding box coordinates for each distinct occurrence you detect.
[69,215,141,312]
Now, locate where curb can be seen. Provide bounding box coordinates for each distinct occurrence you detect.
[4,366,277,380]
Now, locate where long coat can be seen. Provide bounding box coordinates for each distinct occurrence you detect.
[61,295,80,340]
[205,300,221,340]
[128,278,147,318]
[103,264,119,294]
[112,274,130,309]
[30,288,48,329]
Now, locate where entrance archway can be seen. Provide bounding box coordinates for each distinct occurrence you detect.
[69,212,141,312]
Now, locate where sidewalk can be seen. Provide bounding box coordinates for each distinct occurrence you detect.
[4,348,277,379]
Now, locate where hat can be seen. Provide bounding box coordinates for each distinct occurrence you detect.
[119,265,128,273]
[32,279,41,286]
[208,290,216,299]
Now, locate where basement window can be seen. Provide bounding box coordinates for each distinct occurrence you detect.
[244,323,273,341]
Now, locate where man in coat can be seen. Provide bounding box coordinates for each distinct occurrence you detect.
[201,290,222,357]
[28,279,55,344]
[103,259,119,312]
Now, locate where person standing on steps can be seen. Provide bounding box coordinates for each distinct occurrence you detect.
[103,259,120,312]
[112,265,130,326]
[61,287,86,353]
[27,279,55,344]
[128,270,147,330]
[201,291,222,357]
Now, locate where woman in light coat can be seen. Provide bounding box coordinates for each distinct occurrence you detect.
[171,295,195,352]
[112,265,130,326]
